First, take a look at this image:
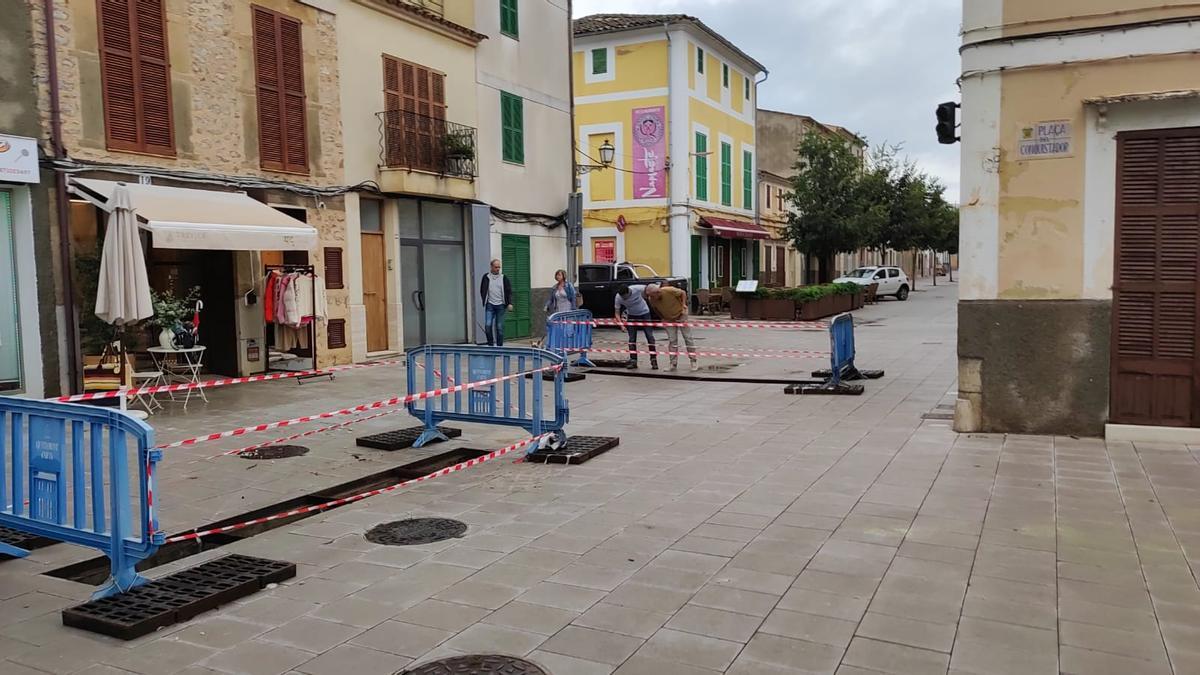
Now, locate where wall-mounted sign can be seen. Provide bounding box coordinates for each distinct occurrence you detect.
[632,106,666,198]
[616,214,627,232]
[593,239,615,263]
[1018,120,1072,160]
[0,134,39,184]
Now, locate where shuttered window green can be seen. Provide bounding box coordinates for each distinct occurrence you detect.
[720,142,732,206]
[742,150,753,209]
[499,0,518,38]
[695,132,708,201]
[501,91,524,164]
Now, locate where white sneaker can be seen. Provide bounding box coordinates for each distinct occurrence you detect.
[690,362,700,372]
[668,364,678,372]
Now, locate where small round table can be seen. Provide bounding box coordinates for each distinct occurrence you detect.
[147,346,207,409]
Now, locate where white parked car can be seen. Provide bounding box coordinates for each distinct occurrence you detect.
[834,266,911,301]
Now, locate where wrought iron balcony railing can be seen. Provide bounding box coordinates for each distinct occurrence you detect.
[376,110,477,179]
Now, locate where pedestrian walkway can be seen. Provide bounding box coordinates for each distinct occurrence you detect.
[1,283,1197,674]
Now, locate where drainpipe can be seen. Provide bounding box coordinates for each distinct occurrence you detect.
[567,0,578,282]
[44,0,80,393]
[753,71,767,283]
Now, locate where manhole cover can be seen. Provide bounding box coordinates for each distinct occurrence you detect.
[399,655,547,674]
[365,518,467,546]
[238,445,309,460]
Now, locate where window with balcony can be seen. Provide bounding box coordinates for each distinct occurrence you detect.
[379,55,476,178]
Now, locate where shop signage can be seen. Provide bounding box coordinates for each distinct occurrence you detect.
[593,239,615,263]
[632,106,666,198]
[0,134,39,184]
[1018,120,1072,160]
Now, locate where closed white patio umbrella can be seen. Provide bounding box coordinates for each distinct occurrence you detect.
[95,184,153,325]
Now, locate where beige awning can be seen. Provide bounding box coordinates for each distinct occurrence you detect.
[69,178,317,251]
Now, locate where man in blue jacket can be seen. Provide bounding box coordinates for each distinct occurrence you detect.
[479,259,513,346]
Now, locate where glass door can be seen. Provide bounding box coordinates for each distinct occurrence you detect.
[398,198,468,347]
[0,191,22,391]
[401,244,423,348]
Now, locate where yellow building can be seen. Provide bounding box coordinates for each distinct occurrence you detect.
[572,14,767,291]
[956,0,1200,440]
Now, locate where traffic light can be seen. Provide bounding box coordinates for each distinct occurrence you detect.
[936,102,959,145]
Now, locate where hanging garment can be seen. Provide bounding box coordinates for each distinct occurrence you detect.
[314,276,328,320]
[276,324,310,352]
[264,271,278,323]
[294,273,315,321]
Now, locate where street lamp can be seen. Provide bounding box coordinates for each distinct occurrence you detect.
[577,140,615,174]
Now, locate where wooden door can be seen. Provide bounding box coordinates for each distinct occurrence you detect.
[776,246,786,286]
[501,234,531,339]
[1111,128,1200,427]
[361,232,389,352]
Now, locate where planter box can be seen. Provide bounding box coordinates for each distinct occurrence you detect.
[729,296,750,319]
[731,297,796,320]
[796,295,834,321]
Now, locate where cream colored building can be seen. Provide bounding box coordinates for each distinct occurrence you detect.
[956,0,1200,439]
[335,0,485,357]
[473,0,572,340]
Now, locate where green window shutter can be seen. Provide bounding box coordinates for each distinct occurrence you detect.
[722,63,729,88]
[499,0,518,38]
[720,142,732,206]
[501,234,531,338]
[695,132,708,201]
[742,150,753,209]
[690,235,701,291]
[501,92,524,164]
[752,241,761,281]
[696,46,704,73]
[591,48,607,75]
[744,77,750,100]
[731,240,743,283]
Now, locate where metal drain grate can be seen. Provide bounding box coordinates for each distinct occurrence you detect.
[238,445,310,460]
[525,436,619,465]
[399,655,549,674]
[365,518,467,546]
[0,525,55,556]
[357,426,462,451]
[62,554,295,640]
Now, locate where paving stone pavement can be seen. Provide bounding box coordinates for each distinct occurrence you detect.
[4,282,1200,674]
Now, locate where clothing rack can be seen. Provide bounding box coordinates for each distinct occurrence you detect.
[264,264,333,384]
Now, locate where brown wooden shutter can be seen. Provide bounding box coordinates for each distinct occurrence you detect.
[98,0,174,155]
[382,55,403,166]
[1111,128,1200,426]
[253,6,308,174]
[327,319,347,349]
[323,247,344,290]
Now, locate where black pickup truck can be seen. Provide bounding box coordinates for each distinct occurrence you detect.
[577,262,689,319]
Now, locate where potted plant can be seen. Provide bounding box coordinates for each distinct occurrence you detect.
[444,131,474,159]
[149,287,201,348]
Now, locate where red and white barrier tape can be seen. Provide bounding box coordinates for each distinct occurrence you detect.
[157,364,560,449]
[214,408,404,458]
[165,434,547,543]
[54,358,405,403]
[556,319,827,330]
[576,347,829,359]
[591,339,830,356]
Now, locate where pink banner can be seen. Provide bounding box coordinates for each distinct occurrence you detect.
[632,106,666,199]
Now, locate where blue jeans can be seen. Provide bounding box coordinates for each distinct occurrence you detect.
[626,312,657,363]
[484,303,507,346]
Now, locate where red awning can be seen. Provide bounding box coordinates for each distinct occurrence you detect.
[699,216,770,240]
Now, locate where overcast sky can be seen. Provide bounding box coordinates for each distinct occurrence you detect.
[572,0,963,201]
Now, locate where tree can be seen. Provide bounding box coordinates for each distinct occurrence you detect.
[785,132,874,283]
[929,202,959,281]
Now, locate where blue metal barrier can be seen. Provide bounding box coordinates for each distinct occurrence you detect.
[545,309,595,377]
[0,397,162,599]
[827,313,856,386]
[406,345,569,450]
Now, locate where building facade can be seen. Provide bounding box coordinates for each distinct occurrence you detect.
[0,2,58,397]
[335,0,484,356]
[28,0,352,389]
[473,0,572,341]
[572,14,767,292]
[956,0,1200,439]
[758,170,794,286]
